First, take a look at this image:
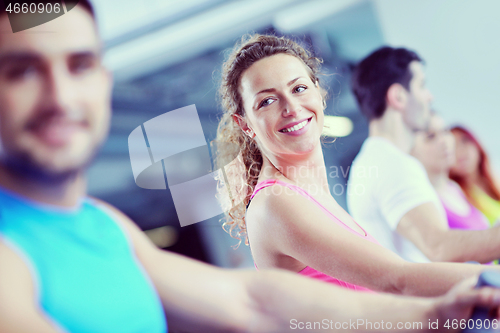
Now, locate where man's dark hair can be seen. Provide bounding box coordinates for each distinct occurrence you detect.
[0,1,95,19]
[351,46,422,121]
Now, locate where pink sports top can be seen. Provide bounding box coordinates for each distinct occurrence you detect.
[250,179,379,292]
[441,184,489,231]
[440,183,495,265]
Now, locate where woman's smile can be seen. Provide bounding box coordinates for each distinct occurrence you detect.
[278,117,312,136]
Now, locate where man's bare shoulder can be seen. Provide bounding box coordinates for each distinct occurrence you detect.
[0,239,34,290]
[0,239,59,332]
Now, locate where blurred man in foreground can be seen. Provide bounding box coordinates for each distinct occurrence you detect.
[0,2,500,332]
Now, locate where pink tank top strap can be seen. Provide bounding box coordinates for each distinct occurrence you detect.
[251,179,376,241]
[252,179,321,201]
[251,179,286,200]
[250,179,376,292]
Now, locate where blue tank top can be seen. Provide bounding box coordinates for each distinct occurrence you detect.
[0,187,167,333]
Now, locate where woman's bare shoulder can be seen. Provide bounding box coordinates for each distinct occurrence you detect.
[246,182,315,230]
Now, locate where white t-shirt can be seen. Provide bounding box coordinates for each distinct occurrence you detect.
[347,137,446,263]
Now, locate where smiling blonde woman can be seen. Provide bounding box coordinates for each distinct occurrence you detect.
[215,34,498,296]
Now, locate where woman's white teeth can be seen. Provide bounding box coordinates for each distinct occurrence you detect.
[282,119,308,133]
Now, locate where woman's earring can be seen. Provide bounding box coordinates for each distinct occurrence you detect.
[246,130,255,139]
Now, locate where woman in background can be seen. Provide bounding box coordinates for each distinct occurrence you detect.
[412,115,489,231]
[450,126,500,226]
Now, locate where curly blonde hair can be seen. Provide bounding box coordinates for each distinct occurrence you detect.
[215,34,325,247]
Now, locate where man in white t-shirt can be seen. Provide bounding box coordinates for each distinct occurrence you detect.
[347,47,500,263]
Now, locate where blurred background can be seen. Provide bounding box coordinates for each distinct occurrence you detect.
[87,0,500,268]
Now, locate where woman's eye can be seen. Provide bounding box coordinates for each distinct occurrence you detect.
[294,85,307,93]
[426,133,436,140]
[259,98,275,108]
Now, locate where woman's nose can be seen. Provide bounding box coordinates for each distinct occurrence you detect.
[282,97,300,117]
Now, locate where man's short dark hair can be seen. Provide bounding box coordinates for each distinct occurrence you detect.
[0,1,95,20]
[351,46,422,121]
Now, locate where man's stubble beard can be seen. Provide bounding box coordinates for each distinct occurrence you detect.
[0,147,100,186]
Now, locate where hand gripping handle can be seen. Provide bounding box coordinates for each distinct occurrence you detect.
[462,271,500,333]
